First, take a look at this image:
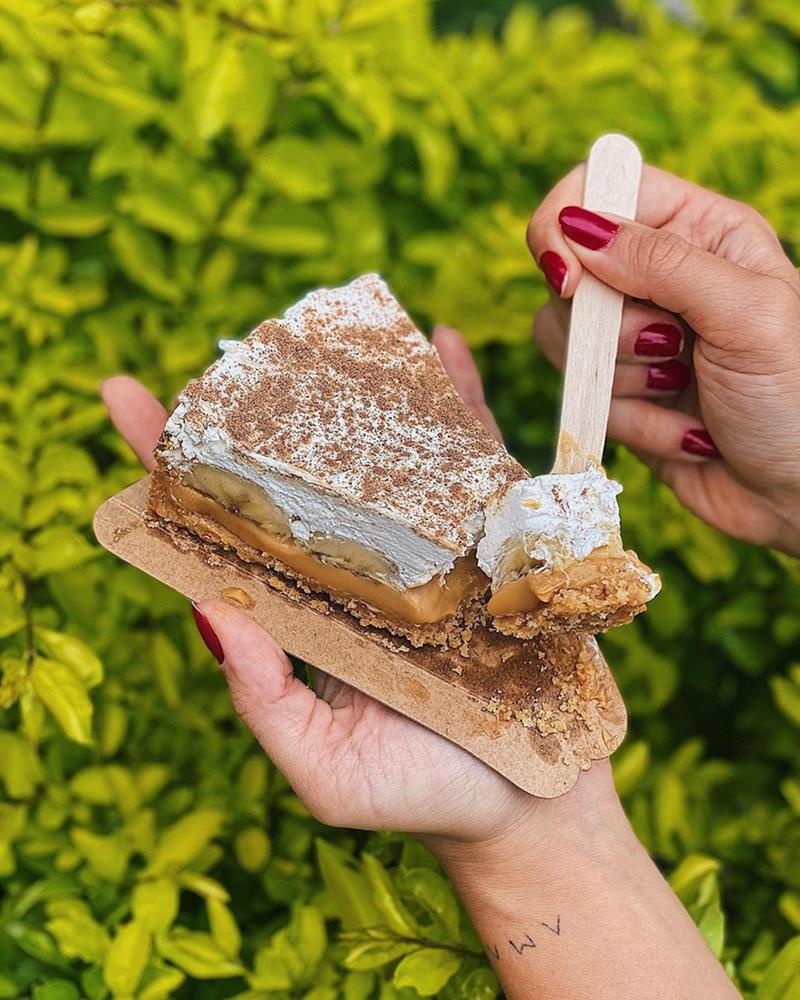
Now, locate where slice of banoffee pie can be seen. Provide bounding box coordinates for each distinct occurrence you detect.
[149,274,659,646]
[149,275,527,647]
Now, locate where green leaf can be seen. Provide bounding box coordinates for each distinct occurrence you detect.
[395,867,461,942]
[74,2,116,33]
[249,930,295,990]
[176,871,229,901]
[35,627,103,688]
[0,589,24,640]
[155,929,244,979]
[362,854,418,936]
[70,828,130,882]
[145,809,225,876]
[192,38,251,142]
[150,631,182,709]
[117,179,210,243]
[100,703,129,758]
[316,840,382,931]
[287,904,326,970]
[393,948,461,996]
[669,855,725,957]
[779,892,800,931]
[133,878,180,934]
[454,967,500,999]
[344,939,418,971]
[45,899,110,964]
[220,202,330,256]
[6,924,70,970]
[612,740,650,797]
[25,528,97,578]
[110,219,182,303]
[30,657,93,745]
[234,826,270,872]
[104,919,151,996]
[0,733,43,798]
[343,971,376,1000]
[755,936,800,999]
[653,771,692,860]
[69,766,115,805]
[237,754,269,799]
[33,204,110,237]
[256,136,334,201]
[206,897,241,959]
[138,966,186,1000]
[771,674,800,727]
[32,979,80,1000]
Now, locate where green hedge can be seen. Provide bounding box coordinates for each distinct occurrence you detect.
[2,0,800,996]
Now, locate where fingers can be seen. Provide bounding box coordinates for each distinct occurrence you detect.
[533,301,691,398]
[432,325,503,442]
[196,599,335,801]
[528,164,706,297]
[526,162,781,299]
[101,376,168,471]
[554,208,770,351]
[535,298,686,364]
[607,399,720,462]
[528,165,585,296]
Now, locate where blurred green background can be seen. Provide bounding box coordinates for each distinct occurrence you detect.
[2,0,800,996]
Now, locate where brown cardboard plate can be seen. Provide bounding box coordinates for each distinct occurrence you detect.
[94,478,626,798]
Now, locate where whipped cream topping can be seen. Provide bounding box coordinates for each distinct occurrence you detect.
[159,275,526,590]
[477,466,624,587]
[162,416,475,589]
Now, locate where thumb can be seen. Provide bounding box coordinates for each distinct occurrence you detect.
[558,206,765,350]
[192,600,331,794]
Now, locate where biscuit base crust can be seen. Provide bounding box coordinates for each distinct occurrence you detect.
[490,549,657,638]
[148,462,488,650]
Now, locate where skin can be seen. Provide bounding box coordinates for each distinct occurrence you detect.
[528,163,800,555]
[99,159,800,994]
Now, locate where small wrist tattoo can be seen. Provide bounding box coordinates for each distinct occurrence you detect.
[486,915,561,962]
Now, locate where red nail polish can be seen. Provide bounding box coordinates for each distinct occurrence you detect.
[681,428,720,458]
[558,206,620,250]
[646,359,691,391]
[191,605,224,664]
[538,251,568,295]
[634,323,682,357]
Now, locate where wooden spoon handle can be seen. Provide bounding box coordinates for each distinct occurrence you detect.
[552,133,642,474]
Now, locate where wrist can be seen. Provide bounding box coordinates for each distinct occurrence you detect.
[422,760,631,892]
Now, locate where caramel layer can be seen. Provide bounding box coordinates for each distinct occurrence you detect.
[169,481,485,625]
[487,548,622,617]
[487,576,540,616]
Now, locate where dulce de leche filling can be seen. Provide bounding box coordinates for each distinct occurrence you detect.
[486,545,627,618]
[486,568,568,617]
[168,481,486,625]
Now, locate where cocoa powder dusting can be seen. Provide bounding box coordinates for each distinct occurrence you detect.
[162,276,527,549]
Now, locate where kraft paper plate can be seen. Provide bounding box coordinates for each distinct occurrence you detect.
[94,478,626,798]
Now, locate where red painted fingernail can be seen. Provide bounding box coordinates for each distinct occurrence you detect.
[647,359,691,391]
[634,323,683,357]
[558,206,620,250]
[681,428,720,458]
[538,251,568,295]
[191,604,224,664]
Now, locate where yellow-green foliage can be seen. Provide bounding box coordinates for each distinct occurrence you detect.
[1,0,800,996]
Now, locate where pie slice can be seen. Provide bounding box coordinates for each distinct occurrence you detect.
[149,275,528,647]
[476,466,661,637]
[150,275,660,647]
